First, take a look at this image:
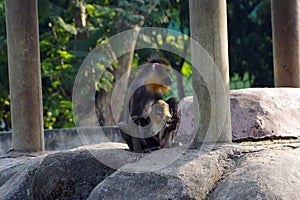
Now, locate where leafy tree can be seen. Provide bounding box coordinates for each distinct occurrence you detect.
[0,0,10,130]
[38,0,80,128]
[131,0,191,99]
[227,0,274,87]
[38,0,183,127]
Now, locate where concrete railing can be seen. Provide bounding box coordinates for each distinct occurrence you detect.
[0,126,121,155]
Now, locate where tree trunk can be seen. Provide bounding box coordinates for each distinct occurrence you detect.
[95,26,140,125]
[74,0,87,40]
[271,0,300,87]
[189,0,232,143]
[172,58,186,100]
[177,72,185,99]
[176,47,189,99]
[5,0,44,151]
[94,1,160,126]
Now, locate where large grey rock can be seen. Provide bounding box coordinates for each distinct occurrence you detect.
[230,88,300,141]
[1,140,300,199]
[88,141,300,200]
[0,145,117,200]
[177,88,300,141]
[0,155,44,200]
[88,144,233,200]
[175,96,195,145]
[207,144,300,200]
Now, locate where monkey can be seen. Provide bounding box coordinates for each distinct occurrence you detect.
[119,99,172,153]
[144,98,178,150]
[149,99,172,135]
[127,57,172,121]
[158,97,179,148]
[119,56,173,153]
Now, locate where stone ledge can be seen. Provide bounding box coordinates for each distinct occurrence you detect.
[1,140,299,199]
[0,144,119,200]
[88,141,300,199]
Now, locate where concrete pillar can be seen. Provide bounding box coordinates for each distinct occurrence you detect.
[271,0,300,87]
[5,0,44,151]
[189,0,232,143]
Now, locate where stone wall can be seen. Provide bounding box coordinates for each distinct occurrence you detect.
[0,126,121,154]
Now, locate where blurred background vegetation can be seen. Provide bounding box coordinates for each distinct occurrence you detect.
[0,0,273,130]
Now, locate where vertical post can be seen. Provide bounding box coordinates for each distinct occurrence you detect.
[189,0,231,143]
[271,0,300,87]
[5,0,44,151]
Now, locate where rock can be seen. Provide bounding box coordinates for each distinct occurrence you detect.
[88,144,233,200]
[175,88,300,141]
[230,88,300,141]
[0,144,119,200]
[175,96,195,145]
[0,156,44,200]
[2,88,300,199]
[1,140,300,199]
[88,141,300,200]
[206,145,300,200]
[31,149,115,199]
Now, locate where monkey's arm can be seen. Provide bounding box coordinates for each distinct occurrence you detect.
[159,97,179,148]
[129,86,150,117]
[166,97,178,117]
[130,85,164,117]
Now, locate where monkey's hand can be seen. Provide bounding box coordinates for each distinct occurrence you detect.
[131,115,150,127]
[142,145,161,153]
[130,153,144,163]
[118,121,131,135]
[131,116,143,124]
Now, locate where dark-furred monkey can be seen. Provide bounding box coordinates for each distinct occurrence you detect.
[119,57,173,153]
[119,99,172,153]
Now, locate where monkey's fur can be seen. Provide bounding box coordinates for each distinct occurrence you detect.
[149,100,172,135]
[149,98,180,148]
[119,57,173,153]
[119,99,172,152]
[159,97,179,148]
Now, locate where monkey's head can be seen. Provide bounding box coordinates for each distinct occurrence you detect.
[149,100,172,134]
[143,57,173,95]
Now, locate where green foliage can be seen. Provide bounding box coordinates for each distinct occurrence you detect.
[38,0,185,129]
[0,0,10,130]
[227,0,274,87]
[181,61,192,77]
